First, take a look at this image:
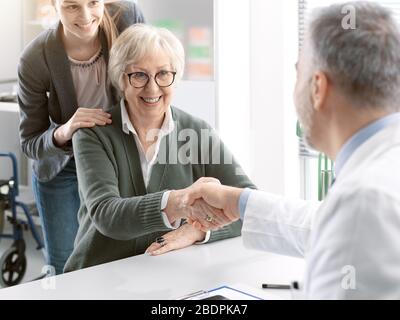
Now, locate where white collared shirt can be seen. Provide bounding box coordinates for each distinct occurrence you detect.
[120,99,210,243]
[120,99,177,229]
[121,99,174,187]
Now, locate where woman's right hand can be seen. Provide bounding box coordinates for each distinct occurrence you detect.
[164,177,231,229]
[53,107,112,147]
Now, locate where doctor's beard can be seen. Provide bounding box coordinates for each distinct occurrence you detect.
[296,79,317,152]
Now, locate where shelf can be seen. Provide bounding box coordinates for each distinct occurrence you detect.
[137,0,214,81]
[22,0,56,47]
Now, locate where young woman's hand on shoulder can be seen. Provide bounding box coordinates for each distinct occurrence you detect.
[53,107,112,147]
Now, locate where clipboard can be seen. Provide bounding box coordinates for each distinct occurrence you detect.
[177,284,264,300]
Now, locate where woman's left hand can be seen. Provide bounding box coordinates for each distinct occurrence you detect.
[145,223,206,256]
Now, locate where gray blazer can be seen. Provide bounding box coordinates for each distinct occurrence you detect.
[18,1,144,182]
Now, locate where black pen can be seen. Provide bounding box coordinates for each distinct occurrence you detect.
[261,282,299,290]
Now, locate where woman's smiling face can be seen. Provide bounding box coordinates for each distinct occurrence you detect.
[55,0,104,42]
[123,49,176,121]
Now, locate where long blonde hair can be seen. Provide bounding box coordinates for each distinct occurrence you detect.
[101,2,124,49]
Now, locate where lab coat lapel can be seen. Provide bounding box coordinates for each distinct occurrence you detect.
[336,123,400,185]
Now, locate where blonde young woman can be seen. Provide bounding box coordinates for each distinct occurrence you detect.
[17,0,144,274]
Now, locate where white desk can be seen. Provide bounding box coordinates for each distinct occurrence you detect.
[0,237,305,300]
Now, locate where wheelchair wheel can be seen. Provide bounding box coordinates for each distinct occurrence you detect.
[0,201,4,245]
[0,245,27,287]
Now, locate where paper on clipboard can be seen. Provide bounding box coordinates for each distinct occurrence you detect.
[205,285,263,300]
[179,283,283,300]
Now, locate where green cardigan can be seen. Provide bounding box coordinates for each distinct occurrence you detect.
[64,105,256,272]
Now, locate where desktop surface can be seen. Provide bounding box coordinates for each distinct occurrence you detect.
[0,237,305,300]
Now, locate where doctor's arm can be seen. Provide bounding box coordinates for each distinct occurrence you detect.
[185,184,320,258]
[241,190,320,258]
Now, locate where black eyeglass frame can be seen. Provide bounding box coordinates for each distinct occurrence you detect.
[124,71,177,88]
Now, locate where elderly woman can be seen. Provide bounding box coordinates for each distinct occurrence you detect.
[64,24,255,272]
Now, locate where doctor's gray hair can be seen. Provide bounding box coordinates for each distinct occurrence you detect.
[308,1,400,110]
[108,24,185,98]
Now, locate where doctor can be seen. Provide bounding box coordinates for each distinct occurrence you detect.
[183,2,400,299]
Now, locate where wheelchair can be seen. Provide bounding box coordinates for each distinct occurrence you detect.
[0,152,44,287]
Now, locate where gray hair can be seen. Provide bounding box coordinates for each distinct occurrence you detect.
[108,24,185,97]
[308,1,400,110]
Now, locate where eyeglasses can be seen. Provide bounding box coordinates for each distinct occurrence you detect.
[125,70,177,88]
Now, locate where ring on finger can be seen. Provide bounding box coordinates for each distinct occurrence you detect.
[156,236,165,244]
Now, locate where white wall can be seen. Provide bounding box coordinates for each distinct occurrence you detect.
[248,0,299,196]
[249,0,284,193]
[283,0,301,198]
[217,0,300,196]
[0,0,22,81]
[215,0,251,175]
[172,80,215,128]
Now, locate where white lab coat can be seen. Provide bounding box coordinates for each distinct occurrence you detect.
[242,122,400,299]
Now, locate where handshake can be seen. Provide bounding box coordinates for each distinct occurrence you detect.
[164,178,244,232]
[147,178,245,256]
